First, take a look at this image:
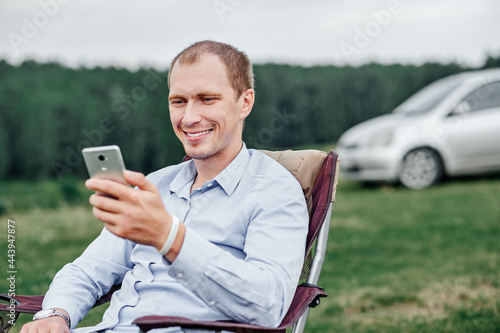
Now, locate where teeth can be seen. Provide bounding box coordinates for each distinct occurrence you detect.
[186,130,212,137]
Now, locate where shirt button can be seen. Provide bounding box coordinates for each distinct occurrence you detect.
[176,273,184,279]
[209,300,216,307]
[207,182,212,187]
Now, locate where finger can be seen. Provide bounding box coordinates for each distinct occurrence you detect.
[86,178,129,199]
[92,206,119,226]
[89,193,122,213]
[97,208,130,240]
[124,170,158,193]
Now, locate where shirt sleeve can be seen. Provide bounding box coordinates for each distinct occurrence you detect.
[43,228,135,328]
[167,173,309,327]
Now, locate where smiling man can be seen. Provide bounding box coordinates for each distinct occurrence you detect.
[21,40,308,333]
[167,47,254,188]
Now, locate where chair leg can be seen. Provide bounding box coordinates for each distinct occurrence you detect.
[292,203,333,333]
[291,307,310,333]
[306,203,332,286]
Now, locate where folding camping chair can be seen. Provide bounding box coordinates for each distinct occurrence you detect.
[0,149,339,333]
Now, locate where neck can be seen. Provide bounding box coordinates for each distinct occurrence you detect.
[191,142,243,192]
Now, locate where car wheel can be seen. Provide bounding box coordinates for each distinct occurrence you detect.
[398,148,443,190]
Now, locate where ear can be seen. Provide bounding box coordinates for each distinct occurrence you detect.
[239,89,255,120]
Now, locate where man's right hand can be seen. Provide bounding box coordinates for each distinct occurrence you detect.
[20,315,70,333]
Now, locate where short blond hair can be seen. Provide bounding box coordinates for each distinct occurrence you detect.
[168,40,254,99]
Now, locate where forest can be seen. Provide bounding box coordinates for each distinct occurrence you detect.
[1,56,499,180]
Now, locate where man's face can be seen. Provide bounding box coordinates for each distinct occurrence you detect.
[168,55,253,162]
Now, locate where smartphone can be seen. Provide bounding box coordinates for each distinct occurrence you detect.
[82,145,128,197]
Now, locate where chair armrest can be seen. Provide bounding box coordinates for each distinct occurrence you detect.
[0,294,44,314]
[0,284,122,315]
[133,284,327,333]
[134,316,283,333]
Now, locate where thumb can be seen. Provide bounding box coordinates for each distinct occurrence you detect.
[124,170,157,192]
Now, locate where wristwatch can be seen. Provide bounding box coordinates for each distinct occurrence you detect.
[33,309,71,328]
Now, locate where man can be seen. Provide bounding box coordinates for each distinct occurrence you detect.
[21,40,308,333]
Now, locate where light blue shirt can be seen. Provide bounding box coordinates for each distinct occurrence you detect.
[43,145,309,332]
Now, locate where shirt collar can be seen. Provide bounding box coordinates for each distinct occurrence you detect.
[169,143,250,198]
[169,160,197,199]
[213,143,250,197]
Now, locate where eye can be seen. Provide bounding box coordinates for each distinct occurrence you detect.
[201,97,218,104]
[169,99,186,106]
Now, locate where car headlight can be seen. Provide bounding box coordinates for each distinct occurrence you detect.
[369,131,394,147]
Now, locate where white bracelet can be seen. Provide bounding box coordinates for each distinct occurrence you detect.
[158,216,180,256]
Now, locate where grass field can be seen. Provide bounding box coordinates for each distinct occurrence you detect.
[1,173,500,332]
[309,175,500,332]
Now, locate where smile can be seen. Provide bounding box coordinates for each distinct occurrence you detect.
[185,129,213,138]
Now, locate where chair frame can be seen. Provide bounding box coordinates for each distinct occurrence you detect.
[292,202,333,333]
[1,150,339,333]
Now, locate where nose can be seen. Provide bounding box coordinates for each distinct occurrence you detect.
[182,101,202,126]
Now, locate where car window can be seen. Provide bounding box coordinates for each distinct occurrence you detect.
[461,81,500,113]
[394,77,460,116]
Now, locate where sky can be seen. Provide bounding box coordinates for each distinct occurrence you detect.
[1,0,499,71]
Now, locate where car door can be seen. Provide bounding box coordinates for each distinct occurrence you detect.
[442,80,500,174]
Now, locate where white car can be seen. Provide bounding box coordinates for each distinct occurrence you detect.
[336,68,500,189]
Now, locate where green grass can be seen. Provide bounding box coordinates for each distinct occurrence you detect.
[308,176,500,332]
[0,177,89,214]
[0,204,108,331]
[1,174,500,332]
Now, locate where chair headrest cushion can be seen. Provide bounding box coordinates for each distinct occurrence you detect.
[259,149,327,213]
